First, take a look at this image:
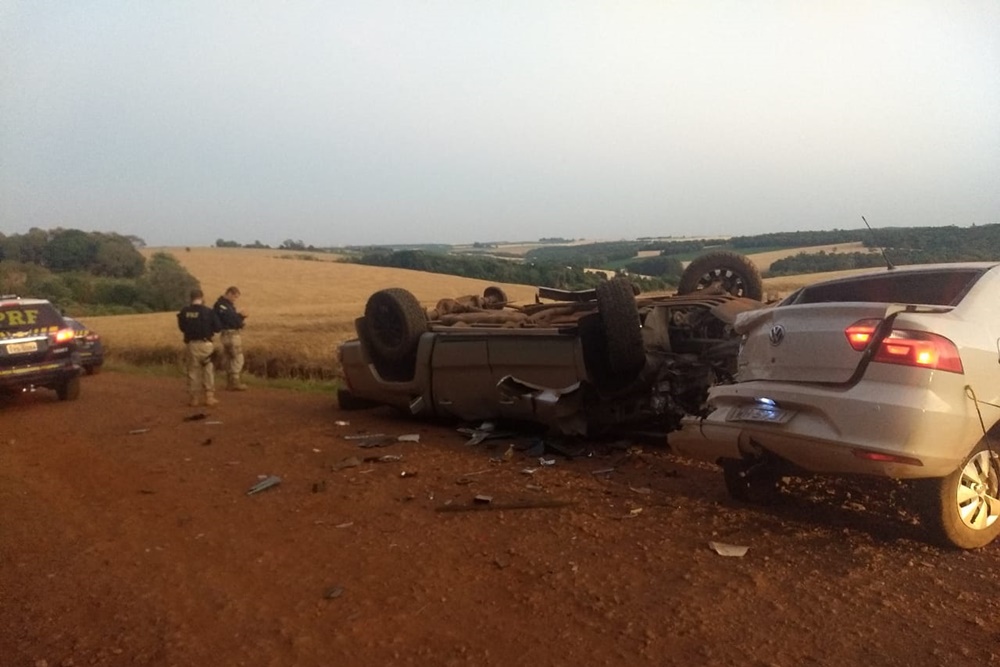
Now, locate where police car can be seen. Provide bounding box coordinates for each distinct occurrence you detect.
[0,295,83,401]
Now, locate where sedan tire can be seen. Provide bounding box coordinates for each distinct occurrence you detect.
[919,441,1000,549]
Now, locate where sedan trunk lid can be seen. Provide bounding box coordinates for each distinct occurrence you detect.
[735,303,897,384]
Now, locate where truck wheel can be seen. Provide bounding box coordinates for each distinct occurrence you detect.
[596,277,644,378]
[917,441,1000,549]
[678,251,763,300]
[482,286,508,309]
[364,288,428,364]
[57,376,81,401]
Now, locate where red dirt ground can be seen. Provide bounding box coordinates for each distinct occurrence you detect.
[3,372,1000,667]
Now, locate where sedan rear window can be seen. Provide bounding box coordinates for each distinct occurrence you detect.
[0,304,65,333]
[786,269,985,306]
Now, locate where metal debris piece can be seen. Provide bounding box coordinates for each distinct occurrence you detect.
[355,435,397,448]
[246,475,282,496]
[436,498,574,513]
[474,494,493,504]
[521,468,538,476]
[183,413,207,422]
[128,429,149,435]
[397,433,421,443]
[363,454,403,463]
[323,586,345,600]
[332,456,362,471]
[400,471,417,478]
[709,542,749,558]
[344,433,386,440]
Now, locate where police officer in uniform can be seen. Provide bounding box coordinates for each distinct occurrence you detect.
[177,288,222,407]
[214,286,249,391]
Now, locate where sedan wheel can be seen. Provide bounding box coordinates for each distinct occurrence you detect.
[921,442,1000,549]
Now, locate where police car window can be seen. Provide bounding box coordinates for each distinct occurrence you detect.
[0,305,64,331]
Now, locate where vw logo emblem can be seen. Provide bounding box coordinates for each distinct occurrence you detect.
[769,324,785,346]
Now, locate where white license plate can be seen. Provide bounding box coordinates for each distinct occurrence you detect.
[5,341,39,354]
[727,405,794,424]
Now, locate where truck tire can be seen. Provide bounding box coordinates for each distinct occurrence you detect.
[677,251,763,300]
[596,277,645,378]
[482,286,508,309]
[363,288,428,364]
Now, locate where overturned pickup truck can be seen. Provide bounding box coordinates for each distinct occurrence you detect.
[337,251,765,435]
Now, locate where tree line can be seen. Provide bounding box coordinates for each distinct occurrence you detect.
[0,229,199,314]
[347,249,671,291]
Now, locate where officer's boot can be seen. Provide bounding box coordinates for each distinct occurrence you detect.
[204,392,219,407]
[189,392,202,407]
[228,374,248,391]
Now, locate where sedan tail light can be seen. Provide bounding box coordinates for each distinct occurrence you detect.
[845,319,963,374]
[51,328,75,344]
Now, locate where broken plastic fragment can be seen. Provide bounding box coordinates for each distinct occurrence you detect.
[397,433,420,443]
[246,475,282,495]
[709,542,749,558]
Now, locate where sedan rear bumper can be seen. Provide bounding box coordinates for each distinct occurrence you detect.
[671,377,990,479]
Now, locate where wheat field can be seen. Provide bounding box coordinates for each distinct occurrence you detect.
[86,246,871,380]
[86,247,541,379]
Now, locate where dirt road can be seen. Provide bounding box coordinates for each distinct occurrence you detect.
[3,373,999,666]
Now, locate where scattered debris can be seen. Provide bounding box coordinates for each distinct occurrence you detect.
[344,433,386,440]
[521,468,538,476]
[591,468,616,476]
[204,421,223,425]
[128,429,149,435]
[436,498,574,513]
[539,458,556,466]
[363,454,403,463]
[629,485,652,495]
[400,471,417,478]
[332,456,362,471]
[334,420,350,426]
[397,433,421,443]
[311,481,327,493]
[546,440,589,459]
[183,413,207,422]
[458,422,515,446]
[455,477,474,485]
[323,585,345,600]
[474,494,493,504]
[709,542,749,558]
[246,475,282,496]
[200,438,213,447]
[334,522,353,529]
[354,435,397,448]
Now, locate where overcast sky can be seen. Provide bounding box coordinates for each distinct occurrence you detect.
[1,1,998,247]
